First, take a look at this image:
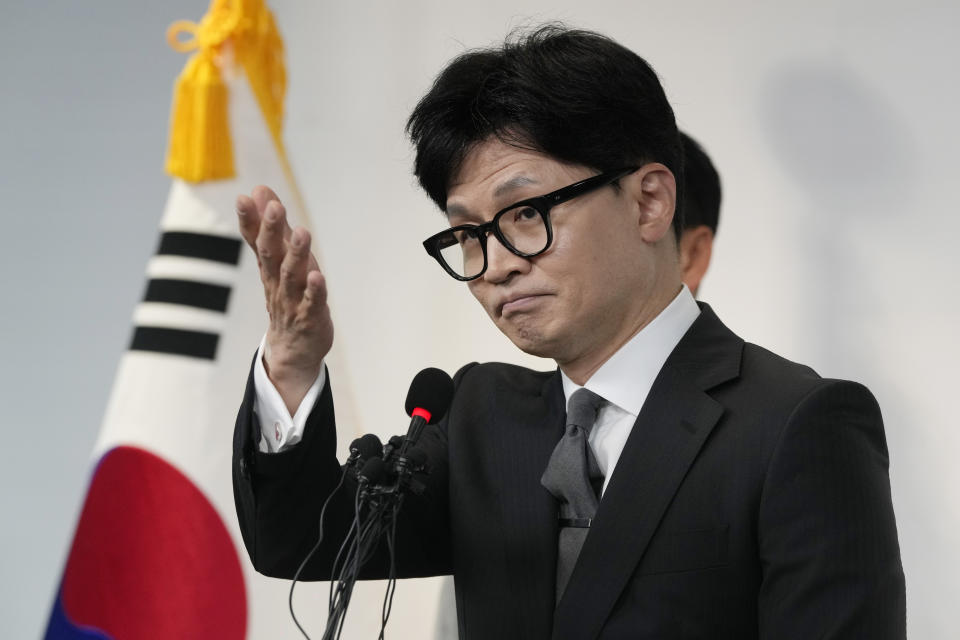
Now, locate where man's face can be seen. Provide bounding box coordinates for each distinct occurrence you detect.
[445,139,679,376]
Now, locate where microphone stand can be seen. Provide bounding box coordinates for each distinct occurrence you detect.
[321,447,427,640]
[289,367,453,640]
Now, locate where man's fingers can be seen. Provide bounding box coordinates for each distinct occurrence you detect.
[240,185,325,344]
[298,270,333,330]
[302,269,329,318]
[252,185,281,218]
[253,185,293,243]
[256,199,288,285]
[279,227,311,301]
[236,194,261,251]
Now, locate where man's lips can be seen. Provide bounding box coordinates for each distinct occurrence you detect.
[499,293,549,317]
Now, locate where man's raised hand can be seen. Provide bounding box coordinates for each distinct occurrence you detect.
[237,185,333,415]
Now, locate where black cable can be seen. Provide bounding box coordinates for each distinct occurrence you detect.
[328,486,388,640]
[378,499,401,640]
[322,484,366,640]
[355,505,386,567]
[327,485,364,615]
[318,465,419,639]
[333,490,397,640]
[288,466,350,640]
[342,502,382,600]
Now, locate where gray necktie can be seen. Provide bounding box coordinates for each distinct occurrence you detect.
[540,387,605,601]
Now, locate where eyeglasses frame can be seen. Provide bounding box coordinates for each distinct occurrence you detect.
[422,166,638,281]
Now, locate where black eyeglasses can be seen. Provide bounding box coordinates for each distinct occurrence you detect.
[422,167,637,281]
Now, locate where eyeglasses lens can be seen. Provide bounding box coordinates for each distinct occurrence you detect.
[436,205,549,279]
[437,228,484,279]
[498,205,548,256]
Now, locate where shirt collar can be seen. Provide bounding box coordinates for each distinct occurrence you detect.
[561,284,701,416]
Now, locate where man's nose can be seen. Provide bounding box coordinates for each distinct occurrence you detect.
[483,233,530,283]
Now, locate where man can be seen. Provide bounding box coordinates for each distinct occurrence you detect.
[434,128,722,637]
[232,26,905,639]
[434,128,725,639]
[678,132,721,296]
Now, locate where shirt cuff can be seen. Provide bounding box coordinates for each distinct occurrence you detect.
[253,335,326,453]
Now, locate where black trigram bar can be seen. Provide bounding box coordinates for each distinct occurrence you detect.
[143,279,232,313]
[130,327,220,360]
[156,231,242,265]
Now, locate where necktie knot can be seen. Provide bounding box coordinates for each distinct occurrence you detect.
[566,387,604,435]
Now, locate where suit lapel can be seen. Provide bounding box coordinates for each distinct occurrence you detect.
[490,370,566,638]
[552,305,742,639]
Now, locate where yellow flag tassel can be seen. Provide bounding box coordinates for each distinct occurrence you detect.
[165,49,234,181]
[164,0,288,184]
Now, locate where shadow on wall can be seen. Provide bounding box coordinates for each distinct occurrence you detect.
[758,61,955,637]
[759,61,915,212]
[757,60,917,372]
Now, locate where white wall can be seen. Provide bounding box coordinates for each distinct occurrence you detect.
[2,0,957,637]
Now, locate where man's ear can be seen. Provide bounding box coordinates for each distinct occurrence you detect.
[679,225,714,296]
[624,163,677,244]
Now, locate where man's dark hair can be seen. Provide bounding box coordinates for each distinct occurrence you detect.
[680,132,721,234]
[406,25,685,240]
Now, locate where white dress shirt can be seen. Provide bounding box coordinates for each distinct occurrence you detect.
[254,285,700,463]
[560,285,700,495]
[253,335,326,453]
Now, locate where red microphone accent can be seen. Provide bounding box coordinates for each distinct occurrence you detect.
[411,407,432,422]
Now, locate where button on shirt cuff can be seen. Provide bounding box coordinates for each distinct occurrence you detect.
[252,336,326,453]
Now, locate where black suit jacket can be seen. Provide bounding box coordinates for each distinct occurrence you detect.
[233,304,906,639]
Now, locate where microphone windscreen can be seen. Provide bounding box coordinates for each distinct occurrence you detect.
[404,367,454,424]
[355,433,383,459]
[358,456,385,484]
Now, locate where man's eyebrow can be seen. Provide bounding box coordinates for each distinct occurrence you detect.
[445,203,474,221]
[493,175,539,198]
[445,175,541,220]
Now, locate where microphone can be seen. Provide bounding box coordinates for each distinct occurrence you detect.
[313,368,453,640]
[381,435,405,466]
[348,434,384,491]
[347,433,383,468]
[357,456,386,486]
[402,367,454,450]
